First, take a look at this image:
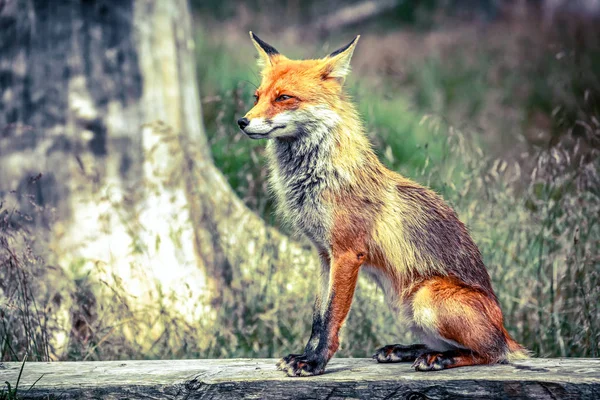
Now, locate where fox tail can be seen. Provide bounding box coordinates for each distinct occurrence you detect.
[505,331,530,361]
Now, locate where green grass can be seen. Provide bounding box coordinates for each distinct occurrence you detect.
[1,358,25,400]
[0,358,46,399]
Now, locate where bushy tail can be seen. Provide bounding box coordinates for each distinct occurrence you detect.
[505,331,530,361]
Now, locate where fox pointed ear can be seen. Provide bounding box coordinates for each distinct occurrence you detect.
[322,35,360,83]
[249,31,280,68]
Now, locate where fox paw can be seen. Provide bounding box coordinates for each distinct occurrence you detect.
[372,344,427,363]
[276,353,326,377]
[275,353,302,370]
[412,352,453,371]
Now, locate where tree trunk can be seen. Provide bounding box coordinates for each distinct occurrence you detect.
[0,0,316,360]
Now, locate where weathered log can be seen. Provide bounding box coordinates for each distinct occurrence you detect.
[1,358,598,399]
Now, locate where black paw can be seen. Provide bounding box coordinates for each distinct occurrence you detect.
[372,344,427,363]
[412,352,453,371]
[276,353,303,369]
[276,353,326,377]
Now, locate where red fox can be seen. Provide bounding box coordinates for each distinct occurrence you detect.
[238,32,528,377]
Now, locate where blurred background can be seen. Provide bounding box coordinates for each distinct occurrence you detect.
[0,0,598,363]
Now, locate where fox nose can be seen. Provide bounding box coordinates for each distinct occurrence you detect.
[237,117,250,130]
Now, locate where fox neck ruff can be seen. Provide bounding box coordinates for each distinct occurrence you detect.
[266,105,370,247]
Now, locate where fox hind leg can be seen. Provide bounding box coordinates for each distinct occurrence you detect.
[410,277,517,371]
[412,349,490,371]
[372,344,429,363]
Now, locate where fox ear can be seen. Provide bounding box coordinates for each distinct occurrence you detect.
[322,35,360,83]
[249,31,280,68]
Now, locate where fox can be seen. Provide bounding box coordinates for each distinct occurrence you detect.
[237,32,528,377]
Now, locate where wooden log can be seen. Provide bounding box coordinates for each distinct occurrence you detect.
[0,358,598,399]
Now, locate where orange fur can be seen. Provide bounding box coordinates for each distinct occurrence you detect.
[242,33,527,376]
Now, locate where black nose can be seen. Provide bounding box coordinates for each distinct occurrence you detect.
[237,117,250,130]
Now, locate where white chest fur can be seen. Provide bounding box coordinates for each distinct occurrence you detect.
[268,148,333,247]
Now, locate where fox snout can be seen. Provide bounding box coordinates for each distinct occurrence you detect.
[237,117,250,130]
[237,116,270,140]
[237,113,292,139]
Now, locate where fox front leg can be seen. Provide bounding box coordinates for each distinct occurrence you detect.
[278,250,362,377]
[304,251,331,353]
[277,251,330,372]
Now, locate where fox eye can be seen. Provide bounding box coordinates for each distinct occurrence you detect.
[253,94,259,105]
[275,94,293,102]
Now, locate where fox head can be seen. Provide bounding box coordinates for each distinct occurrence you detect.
[238,32,359,140]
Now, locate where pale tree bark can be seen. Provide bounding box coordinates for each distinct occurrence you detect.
[0,0,316,359]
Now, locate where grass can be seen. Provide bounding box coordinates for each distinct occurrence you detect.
[1,357,25,400]
[0,196,52,363]
[0,356,46,399]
